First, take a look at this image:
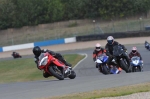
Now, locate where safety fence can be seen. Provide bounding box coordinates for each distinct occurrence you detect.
[1,17,150,46]
[0,30,150,52]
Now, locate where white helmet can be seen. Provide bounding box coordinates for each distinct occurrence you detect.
[132,47,137,54]
[107,36,114,45]
[95,43,101,51]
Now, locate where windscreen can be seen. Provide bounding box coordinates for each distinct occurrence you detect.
[131,56,140,61]
[113,45,123,56]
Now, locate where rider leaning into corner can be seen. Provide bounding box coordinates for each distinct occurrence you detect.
[93,43,106,69]
[105,36,130,73]
[32,46,72,78]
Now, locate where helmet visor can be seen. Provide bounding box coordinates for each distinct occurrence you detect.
[96,47,101,51]
[107,40,113,45]
[132,50,136,53]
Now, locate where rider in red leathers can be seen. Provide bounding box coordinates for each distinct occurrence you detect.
[93,43,106,69]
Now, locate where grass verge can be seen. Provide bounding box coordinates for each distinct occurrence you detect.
[0,54,85,84]
[41,82,150,99]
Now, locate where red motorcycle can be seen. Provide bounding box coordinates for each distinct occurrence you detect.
[38,52,76,80]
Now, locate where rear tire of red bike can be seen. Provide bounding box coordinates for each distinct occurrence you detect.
[68,70,76,79]
[49,66,64,80]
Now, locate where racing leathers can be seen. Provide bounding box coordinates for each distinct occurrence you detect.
[93,48,106,69]
[129,51,142,60]
[34,49,72,78]
[129,51,143,65]
[105,41,130,68]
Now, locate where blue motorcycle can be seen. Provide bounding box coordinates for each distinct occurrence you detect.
[131,56,143,72]
[95,54,120,74]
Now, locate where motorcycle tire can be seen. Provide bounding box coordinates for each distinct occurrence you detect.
[132,67,134,72]
[98,64,103,73]
[132,66,141,72]
[49,66,64,80]
[120,59,129,73]
[102,64,110,75]
[68,70,76,79]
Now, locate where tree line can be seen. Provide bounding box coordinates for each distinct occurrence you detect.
[0,0,150,30]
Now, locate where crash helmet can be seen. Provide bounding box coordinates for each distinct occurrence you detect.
[132,47,137,54]
[95,43,101,51]
[107,36,114,45]
[32,46,42,57]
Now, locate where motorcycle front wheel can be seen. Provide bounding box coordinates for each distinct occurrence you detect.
[132,66,141,72]
[120,59,129,73]
[102,64,110,75]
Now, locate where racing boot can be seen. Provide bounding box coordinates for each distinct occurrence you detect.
[43,71,52,78]
[61,59,72,67]
[117,67,122,74]
[57,55,72,67]
[61,59,72,76]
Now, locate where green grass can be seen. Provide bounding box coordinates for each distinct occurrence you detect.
[0,54,85,84]
[41,82,150,99]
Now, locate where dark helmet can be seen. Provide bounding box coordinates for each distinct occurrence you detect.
[32,46,41,56]
[107,36,114,45]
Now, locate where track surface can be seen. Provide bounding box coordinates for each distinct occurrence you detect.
[0,44,150,99]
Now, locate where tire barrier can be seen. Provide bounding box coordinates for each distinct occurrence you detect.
[76,31,150,42]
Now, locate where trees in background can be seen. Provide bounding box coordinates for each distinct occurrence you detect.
[0,0,150,29]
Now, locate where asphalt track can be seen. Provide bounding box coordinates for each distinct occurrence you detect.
[0,44,150,99]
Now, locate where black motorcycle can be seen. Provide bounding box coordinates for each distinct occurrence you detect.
[113,45,130,73]
[12,52,22,59]
[145,41,150,50]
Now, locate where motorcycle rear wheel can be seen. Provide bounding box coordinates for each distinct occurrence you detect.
[68,70,76,79]
[49,66,64,80]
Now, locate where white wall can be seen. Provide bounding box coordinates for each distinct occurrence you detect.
[3,43,34,51]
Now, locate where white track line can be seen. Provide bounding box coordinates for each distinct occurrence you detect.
[73,53,88,69]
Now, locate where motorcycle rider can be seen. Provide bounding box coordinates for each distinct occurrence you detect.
[93,43,106,69]
[12,51,21,58]
[105,36,130,73]
[129,47,143,66]
[12,51,17,56]
[32,46,72,78]
[145,41,149,49]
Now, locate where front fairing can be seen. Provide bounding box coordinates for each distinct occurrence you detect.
[131,56,141,66]
[97,54,108,63]
[38,53,50,69]
[39,53,65,70]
